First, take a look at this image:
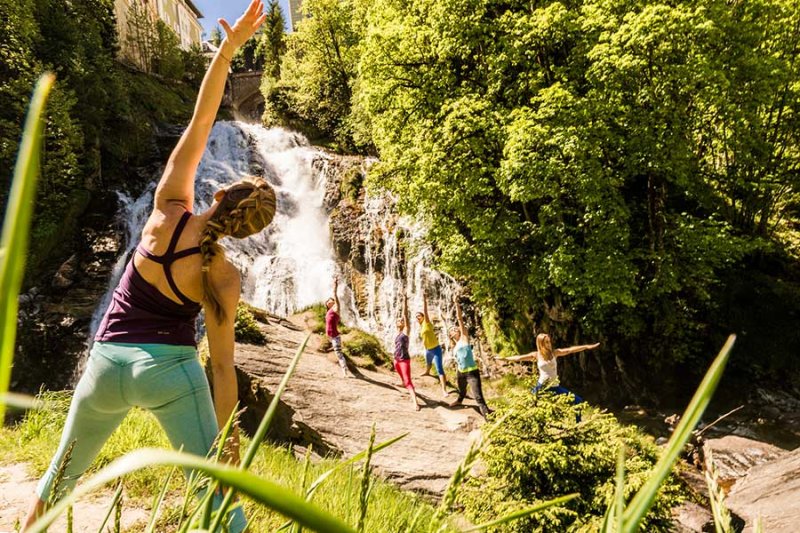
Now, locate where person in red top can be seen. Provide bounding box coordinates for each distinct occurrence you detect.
[325,276,348,377]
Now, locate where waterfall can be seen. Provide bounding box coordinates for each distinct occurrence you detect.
[358,193,461,355]
[90,121,460,358]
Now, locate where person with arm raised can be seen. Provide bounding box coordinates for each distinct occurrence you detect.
[502,333,600,421]
[325,275,349,377]
[447,295,490,417]
[23,3,273,531]
[394,293,420,411]
[416,290,448,397]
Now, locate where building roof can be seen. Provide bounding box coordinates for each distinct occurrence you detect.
[184,0,203,19]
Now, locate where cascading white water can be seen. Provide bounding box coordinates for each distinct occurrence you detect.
[90,121,460,358]
[358,193,461,355]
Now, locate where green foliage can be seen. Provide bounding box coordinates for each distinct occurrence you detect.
[460,387,683,532]
[255,0,287,80]
[353,0,800,387]
[210,25,223,47]
[153,20,185,81]
[0,0,198,281]
[339,166,365,203]
[235,303,267,345]
[0,74,54,423]
[182,44,209,86]
[274,0,369,150]
[342,330,390,368]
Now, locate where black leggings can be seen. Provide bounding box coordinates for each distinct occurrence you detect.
[456,369,488,413]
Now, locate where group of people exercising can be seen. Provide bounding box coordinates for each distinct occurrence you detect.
[20,1,599,529]
[324,277,600,420]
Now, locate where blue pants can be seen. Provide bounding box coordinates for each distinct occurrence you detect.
[532,383,584,422]
[425,345,444,376]
[36,342,246,532]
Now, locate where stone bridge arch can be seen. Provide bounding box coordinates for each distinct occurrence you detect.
[224,71,265,122]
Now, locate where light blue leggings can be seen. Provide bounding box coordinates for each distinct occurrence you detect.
[36,341,246,532]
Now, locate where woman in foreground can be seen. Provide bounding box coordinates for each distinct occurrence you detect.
[24,3,272,531]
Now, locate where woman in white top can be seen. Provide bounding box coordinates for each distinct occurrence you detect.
[504,333,599,420]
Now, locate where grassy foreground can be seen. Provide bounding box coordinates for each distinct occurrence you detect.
[0,391,449,532]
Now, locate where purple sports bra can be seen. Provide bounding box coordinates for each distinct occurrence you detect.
[94,211,203,346]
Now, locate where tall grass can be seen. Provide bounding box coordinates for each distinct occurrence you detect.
[601,335,737,533]
[0,74,55,423]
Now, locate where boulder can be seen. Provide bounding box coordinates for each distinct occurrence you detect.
[727,447,800,532]
[703,435,787,488]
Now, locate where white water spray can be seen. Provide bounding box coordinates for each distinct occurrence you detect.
[90,122,460,357]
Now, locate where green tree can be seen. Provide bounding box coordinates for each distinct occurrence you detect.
[276,0,369,150]
[357,0,800,393]
[460,388,682,531]
[154,20,185,80]
[124,0,157,72]
[232,33,264,72]
[210,24,223,47]
[255,0,287,80]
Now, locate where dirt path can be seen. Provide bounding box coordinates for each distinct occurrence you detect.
[233,312,487,497]
[0,463,149,532]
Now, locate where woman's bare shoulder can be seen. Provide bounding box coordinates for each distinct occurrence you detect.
[208,255,241,289]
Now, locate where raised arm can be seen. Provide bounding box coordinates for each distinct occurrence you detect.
[402,293,410,334]
[204,260,243,464]
[155,1,267,212]
[332,276,341,313]
[422,291,430,322]
[453,294,467,338]
[554,342,601,358]
[501,351,539,362]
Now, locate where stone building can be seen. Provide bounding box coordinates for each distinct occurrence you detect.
[114,0,203,54]
[287,0,303,29]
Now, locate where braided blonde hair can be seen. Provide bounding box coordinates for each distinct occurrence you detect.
[200,177,277,323]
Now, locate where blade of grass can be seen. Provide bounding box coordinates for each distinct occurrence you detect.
[462,493,580,532]
[0,73,55,422]
[305,432,407,499]
[356,425,376,533]
[705,449,733,533]
[209,333,311,531]
[621,335,736,532]
[145,465,178,533]
[0,392,42,410]
[28,448,356,533]
[96,480,124,533]
[615,445,625,532]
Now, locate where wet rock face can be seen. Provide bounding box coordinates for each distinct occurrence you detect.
[13,225,122,395]
[321,156,371,274]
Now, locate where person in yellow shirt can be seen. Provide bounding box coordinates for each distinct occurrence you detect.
[416,291,448,396]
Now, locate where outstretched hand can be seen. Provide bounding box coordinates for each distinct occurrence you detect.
[219,0,267,50]
[588,342,601,350]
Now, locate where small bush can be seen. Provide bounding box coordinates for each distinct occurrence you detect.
[339,165,364,203]
[343,330,390,368]
[235,303,267,345]
[460,386,684,532]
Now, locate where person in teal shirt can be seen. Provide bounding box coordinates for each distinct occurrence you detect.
[447,295,490,417]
